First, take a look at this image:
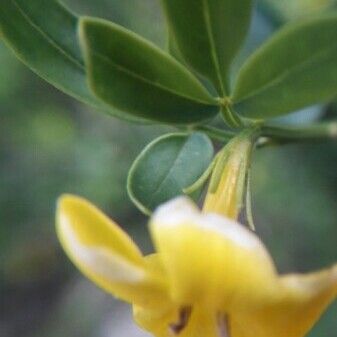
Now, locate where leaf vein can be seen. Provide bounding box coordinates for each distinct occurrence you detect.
[148,137,190,206]
[234,46,337,103]
[202,0,225,95]
[91,49,214,105]
[11,0,84,71]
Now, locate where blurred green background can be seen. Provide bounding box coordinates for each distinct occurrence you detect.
[1,1,336,336]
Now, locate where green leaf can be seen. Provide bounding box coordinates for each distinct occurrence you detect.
[0,0,143,122]
[80,18,219,125]
[167,30,185,64]
[232,13,337,119]
[161,0,253,96]
[127,132,214,214]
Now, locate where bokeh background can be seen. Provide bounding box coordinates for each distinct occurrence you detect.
[1,1,337,336]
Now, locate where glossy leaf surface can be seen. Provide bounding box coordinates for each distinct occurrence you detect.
[127,133,214,214]
[232,14,337,119]
[161,0,252,95]
[0,0,90,101]
[80,18,218,124]
[0,0,142,121]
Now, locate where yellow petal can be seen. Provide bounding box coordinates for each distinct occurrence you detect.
[135,304,229,337]
[133,254,178,337]
[231,265,337,337]
[150,197,278,309]
[179,306,220,337]
[133,304,178,337]
[56,195,167,307]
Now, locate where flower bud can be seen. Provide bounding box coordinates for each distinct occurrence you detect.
[203,130,256,220]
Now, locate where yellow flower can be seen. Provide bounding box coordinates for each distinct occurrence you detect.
[56,195,337,337]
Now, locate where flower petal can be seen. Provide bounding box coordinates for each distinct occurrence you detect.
[133,254,178,337]
[150,197,278,309]
[56,195,167,307]
[231,265,337,337]
[178,306,221,337]
[133,304,178,337]
[134,304,229,337]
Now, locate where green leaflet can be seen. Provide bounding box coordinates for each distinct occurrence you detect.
[80,18,219,125]
[0,0,143,121]
[232,13,337,119]
[161,0,252,96]
[260,0,335,23]
[167,30,185,65]
[127,133,214,214]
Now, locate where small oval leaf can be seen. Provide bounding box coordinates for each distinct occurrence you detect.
[232,13,337,119]
[127,133,214,214]
[80,18,219,125]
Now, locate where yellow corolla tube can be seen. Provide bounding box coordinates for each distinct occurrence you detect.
[56,195,337,337]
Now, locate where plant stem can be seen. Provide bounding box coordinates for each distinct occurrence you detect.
[261,122,337,143]
[195,121,337,146]
[196,125,236,142]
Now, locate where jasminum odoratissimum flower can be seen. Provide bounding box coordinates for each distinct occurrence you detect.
[56,195,337,337]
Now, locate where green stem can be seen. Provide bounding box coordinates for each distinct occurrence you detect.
[261,122,337,143]
[195,121,337,146]
[196,125,236,142]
